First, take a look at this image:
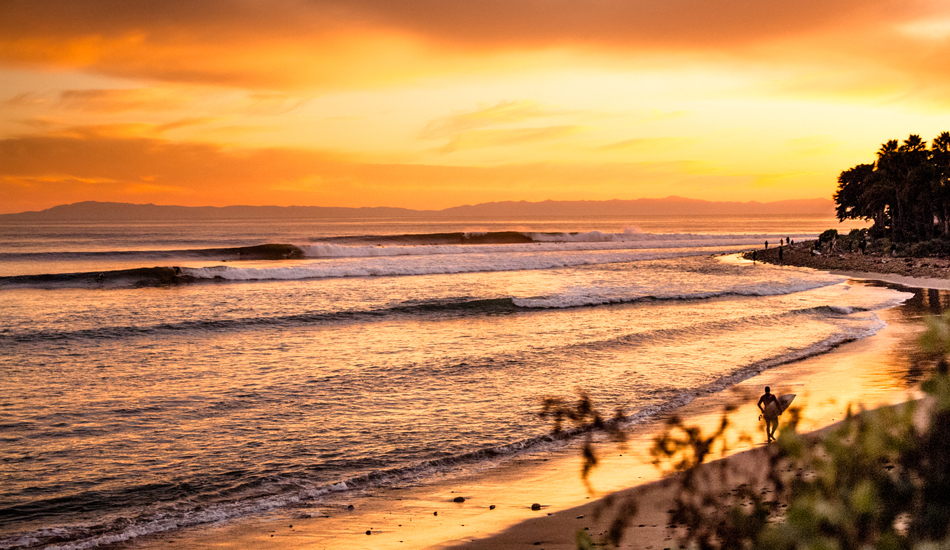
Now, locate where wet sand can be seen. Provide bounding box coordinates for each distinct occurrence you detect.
[130,278,944,550]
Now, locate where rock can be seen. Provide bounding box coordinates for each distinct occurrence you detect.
[434,511,438,516]
[366,530,371,535]
[346,504,355,510]
[453,496,465,503]
[489,505,496,510]
[531,503,541,511]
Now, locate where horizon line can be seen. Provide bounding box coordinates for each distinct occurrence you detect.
[3,196,834,217]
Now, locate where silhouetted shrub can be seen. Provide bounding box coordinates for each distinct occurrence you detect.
[818,229,839,245]
[552,313,950,549]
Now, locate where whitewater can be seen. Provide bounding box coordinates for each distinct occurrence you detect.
[0,215,910,550]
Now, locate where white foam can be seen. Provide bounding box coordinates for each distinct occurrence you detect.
[185,247,750,282]
[511,279,841,309]
[301,232,815,259]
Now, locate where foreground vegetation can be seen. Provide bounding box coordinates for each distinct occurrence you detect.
[546,314,950,549]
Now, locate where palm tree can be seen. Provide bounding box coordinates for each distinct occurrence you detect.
[932,132,950,235]
[833,133,950,243]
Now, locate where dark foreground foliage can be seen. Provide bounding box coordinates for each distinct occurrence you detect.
[548,313,950,549]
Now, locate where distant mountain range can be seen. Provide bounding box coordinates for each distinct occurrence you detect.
[0,197,835,221]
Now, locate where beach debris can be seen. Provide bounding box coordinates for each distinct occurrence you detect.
[346,504,355,510]
[489,505,496,510]
[366,530,371,535]
[576,515,584,519]
[531,503,541,511]
[453,496,465,503]
[434,511,438,516]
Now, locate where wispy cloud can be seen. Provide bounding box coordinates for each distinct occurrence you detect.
[4,88,193,112]
[421,100,561,139]
[421,100,578,153]
[597,137,692,152]
[439,125,582,153]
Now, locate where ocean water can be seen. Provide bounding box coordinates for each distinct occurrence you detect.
[0,215,907,550]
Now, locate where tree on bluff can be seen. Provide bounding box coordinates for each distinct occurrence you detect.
[834,132,950,243]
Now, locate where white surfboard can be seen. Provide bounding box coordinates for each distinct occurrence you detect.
[763,394,795,419]
[778,393,796,413]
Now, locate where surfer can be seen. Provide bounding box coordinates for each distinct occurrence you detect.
[757,386,780,442]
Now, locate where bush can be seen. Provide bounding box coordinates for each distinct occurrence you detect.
[551,313,950,550]
[906,236,950,257]
[874,237,893,255]
[818,229,839,244]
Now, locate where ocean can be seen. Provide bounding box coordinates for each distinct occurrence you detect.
[0,214,909,550]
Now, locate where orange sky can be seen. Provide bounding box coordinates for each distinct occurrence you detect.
[3,0,950,213]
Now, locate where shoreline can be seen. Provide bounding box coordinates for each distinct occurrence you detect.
[745,241,950,287]
[449,397,919,550]
[128,275,938,550]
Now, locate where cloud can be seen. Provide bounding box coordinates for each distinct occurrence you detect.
[438,126,582,153]
[3,87,195,113]
[8,120,221,140]
[56,88,192,112]
[597,137,692,152]
[419,100,579,153]
[421,100,561,139]
[245,93,311,116]
[3,93,48,107]
[0,0,943,93]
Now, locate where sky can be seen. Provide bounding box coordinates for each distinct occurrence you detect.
[3,0,950,213]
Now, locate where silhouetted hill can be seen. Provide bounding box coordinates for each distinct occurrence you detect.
[0,202,425,221]
[0,197,834,221]
[440,197,833,217]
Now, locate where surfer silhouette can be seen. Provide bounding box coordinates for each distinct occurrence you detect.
[757,386,780,442]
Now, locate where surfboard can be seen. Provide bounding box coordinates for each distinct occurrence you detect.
[778,394,796,413]
[765,394,796,418]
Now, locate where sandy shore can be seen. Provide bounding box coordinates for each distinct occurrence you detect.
[130,274,943,550]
